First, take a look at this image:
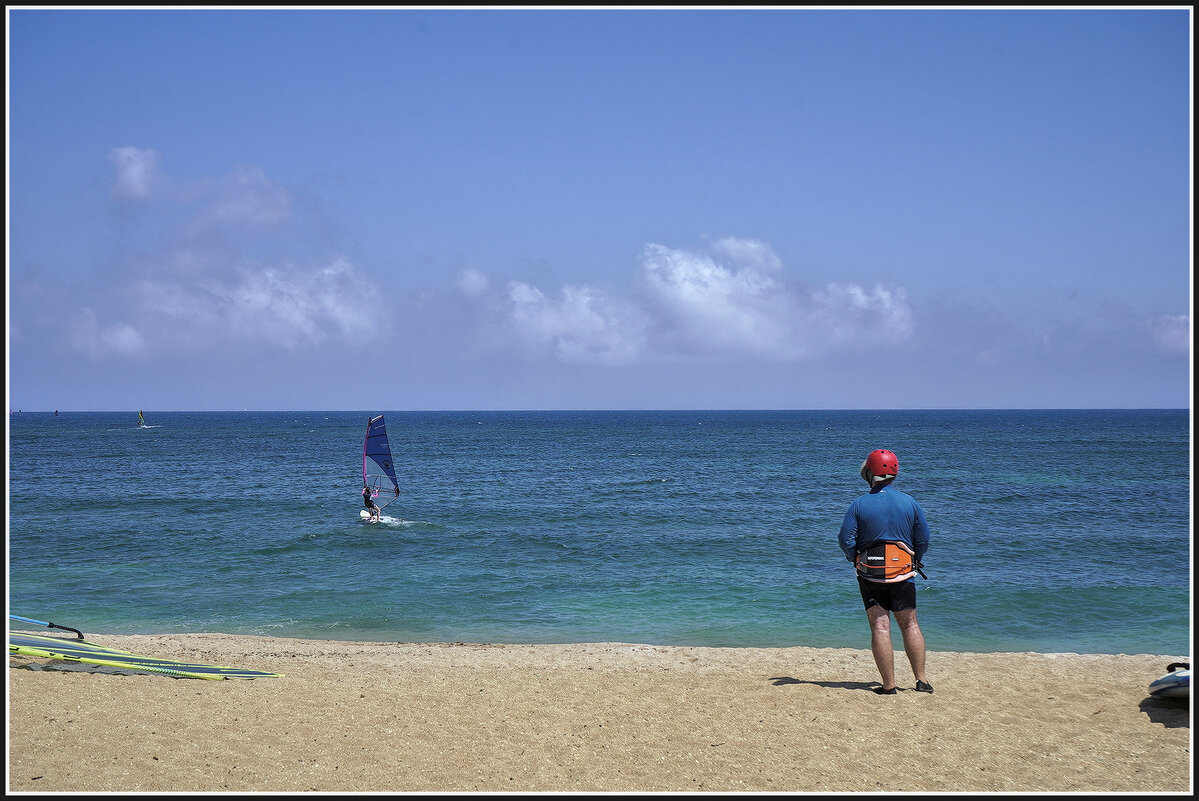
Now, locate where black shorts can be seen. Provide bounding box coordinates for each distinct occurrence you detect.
[857,576,917,612]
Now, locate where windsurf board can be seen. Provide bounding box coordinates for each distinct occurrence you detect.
[9,632,282,680]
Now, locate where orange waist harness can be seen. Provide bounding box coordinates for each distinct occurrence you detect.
[855,541,925,583]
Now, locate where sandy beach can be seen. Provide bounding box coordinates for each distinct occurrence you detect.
[6,633,1191,793]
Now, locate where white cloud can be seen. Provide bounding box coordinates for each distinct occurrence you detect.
[508,281,648,365]
[73,151,386,356]
[641,238,914,360]
[108,147,162,200]
[68,308,146,358]
[808,283,915,346]
[641,241,796,357]
[1151,314,1190,353]
[707,235,783,273]
[132,257,377,352]
[202,164,292,226]
[227,261,371,350]
[456,268,490,296]
[81,152,922,371]
[497,237,916,366]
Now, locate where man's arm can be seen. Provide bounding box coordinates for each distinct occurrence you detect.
[837,505,859,561]
[912,503,931,563]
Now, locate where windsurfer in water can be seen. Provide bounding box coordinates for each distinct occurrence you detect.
[362,484,381,523]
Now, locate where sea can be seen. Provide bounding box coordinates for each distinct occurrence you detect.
[6,409,1192,656]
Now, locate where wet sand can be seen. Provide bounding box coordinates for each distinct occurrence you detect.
[6,633,1191,793]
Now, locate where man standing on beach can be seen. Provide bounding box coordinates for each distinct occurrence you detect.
[838,449,934,695]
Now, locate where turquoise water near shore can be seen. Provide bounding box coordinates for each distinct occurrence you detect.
[7,409,1191,655]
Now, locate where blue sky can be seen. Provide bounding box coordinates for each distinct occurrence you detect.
[6,7,1192,410]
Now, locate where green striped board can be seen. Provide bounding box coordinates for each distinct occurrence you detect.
[9,632,283,680]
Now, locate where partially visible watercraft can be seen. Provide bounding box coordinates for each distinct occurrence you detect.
[1148,662,1189,700]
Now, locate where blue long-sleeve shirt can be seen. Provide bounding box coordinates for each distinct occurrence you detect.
[838,484,930,564]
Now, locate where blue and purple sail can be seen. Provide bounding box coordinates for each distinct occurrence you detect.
[362,414,401,510]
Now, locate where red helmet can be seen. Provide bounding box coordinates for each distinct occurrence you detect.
[860,449,899,484]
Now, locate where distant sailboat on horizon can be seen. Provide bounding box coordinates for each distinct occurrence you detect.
[137,410,147,427]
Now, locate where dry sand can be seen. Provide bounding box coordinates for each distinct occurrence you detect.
[6,633,1192,793]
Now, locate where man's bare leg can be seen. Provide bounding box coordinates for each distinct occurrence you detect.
[866,604,896,691]
[894,607,930,688]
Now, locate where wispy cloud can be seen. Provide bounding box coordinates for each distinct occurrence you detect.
[191,164,293,230]
[132,256,375,352]
[68,308,147,357]
[495,237,915,365]
[807,282,914,348]
[225,258,374,349]
[66,150,384,358]
[455,267,490,297]
[107,146,162,200]
[1151,314,1190,353]
[507,281,649,365]
[641,241,796,358]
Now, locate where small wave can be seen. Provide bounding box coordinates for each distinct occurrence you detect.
[359,511,430,528]
[610,477,673,487]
